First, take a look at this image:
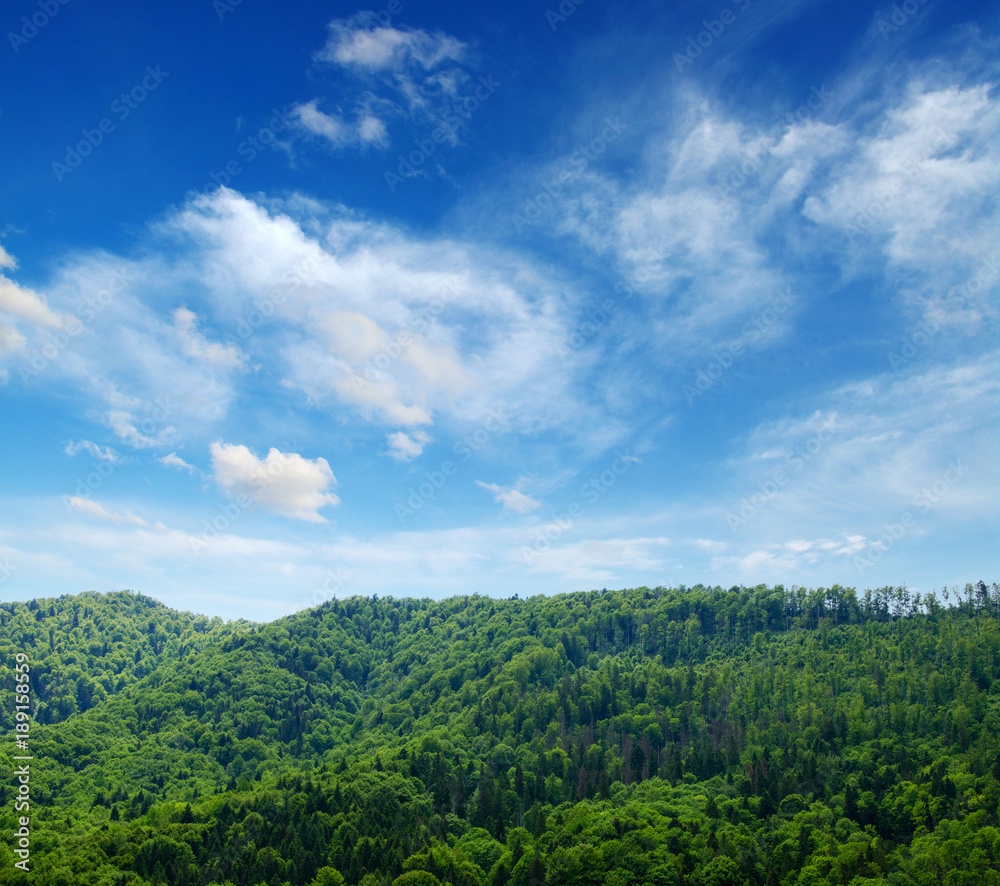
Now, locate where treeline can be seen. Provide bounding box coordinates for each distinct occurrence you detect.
[0,582,996,885]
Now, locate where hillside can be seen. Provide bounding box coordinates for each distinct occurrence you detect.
[0,583,998,885]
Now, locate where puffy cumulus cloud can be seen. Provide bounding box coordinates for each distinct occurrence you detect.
[173,307,248,370]
[314,309,471,426]
[166,188,582,436]
[386,430,431,462]
[476,480,541,514]
[210,442,339,522]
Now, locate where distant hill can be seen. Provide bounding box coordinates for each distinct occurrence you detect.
[0,583,997,885]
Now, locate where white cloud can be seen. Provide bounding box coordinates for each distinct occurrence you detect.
[386,430,431,462]
[800,83,1000,328]
[161,452,198,474]
[67,496,148,526]
[359,115,388,147]
[65,440,120,462]
[293,100,350,146]
[476,480,541,514]
[210,441,339,522]
[0,323,25,356]
[0,251,69,330]
[167,188,584,437]
[173,307,248,370]
[293,14,472,158]
[317,15,465,72]
[106,410,174,450]
[522,536,671,580]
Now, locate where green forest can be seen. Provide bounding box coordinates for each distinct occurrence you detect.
[0,582,998,885]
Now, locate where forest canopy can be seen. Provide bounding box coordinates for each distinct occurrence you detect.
[0,581,997,885]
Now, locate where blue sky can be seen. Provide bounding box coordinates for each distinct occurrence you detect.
[0,0,997,620]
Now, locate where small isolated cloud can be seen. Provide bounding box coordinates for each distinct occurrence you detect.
[294,14,472,156]
[210,441,339,522]
[359,115,389,147]
[65,440,120,462]
[689,538,727,554]
[294,100,349,145]
[161,452,198,475]
[68,496,148,526]
[317,15,465,72]
[477,479,540,514]
[386,430,431,462]
[173,307,248,370]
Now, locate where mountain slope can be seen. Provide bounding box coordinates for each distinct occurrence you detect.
[0,583,997,885]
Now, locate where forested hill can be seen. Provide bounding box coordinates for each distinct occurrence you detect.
[0,583,998,886]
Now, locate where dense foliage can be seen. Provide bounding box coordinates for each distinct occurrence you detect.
[0,582,998,885]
